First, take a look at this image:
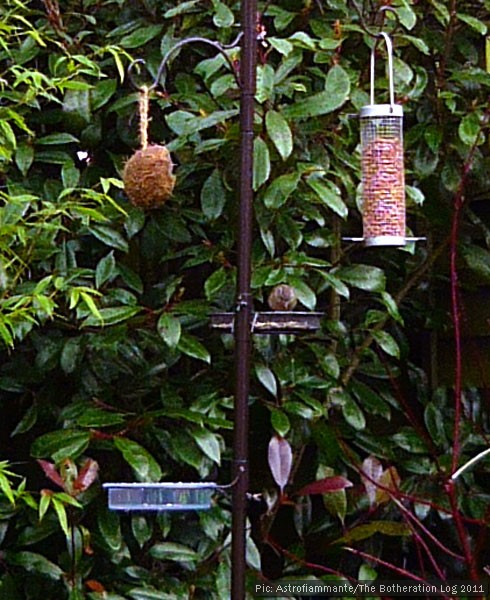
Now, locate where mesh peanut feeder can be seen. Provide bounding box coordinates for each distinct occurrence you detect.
[123,86,175,209]
[360,32,405,247]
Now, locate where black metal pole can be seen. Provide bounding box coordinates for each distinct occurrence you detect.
[232,0,256,598]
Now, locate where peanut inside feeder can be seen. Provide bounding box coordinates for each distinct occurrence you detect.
[360,32,406,247]
[123,86,175,210]
[361,107,405,245]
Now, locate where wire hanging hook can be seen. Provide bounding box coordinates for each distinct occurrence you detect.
[127,32,243,93]
[350,2,400,39]
[370,31,395,107]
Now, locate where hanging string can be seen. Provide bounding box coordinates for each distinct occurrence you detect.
[138,85,150,150]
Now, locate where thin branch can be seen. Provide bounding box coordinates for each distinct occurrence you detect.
[340,238,448,387]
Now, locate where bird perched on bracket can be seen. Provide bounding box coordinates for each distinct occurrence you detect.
[267,284,298,311]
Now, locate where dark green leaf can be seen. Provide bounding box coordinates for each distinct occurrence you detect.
[114,437,162,482]
[392,429,429,454]
[335,265,386,292]
[265,110,293,160]
[192,427,221,464]
[96,251,116,289]
[31,430,90,461]
[77,407,125,428]
[157,313,181,349]
[177,333,211,363]
[83,306,141,327]
[256,64,275,103]
[120,25,164,49]
[342,396,366,430]
[91,79,117,111]
[372,330,400,358]
[11,403,38,437]
[282,65,350,118]
[149,542,198,562]
[255,364,278,397]
[213,2,234,28]
[204,267,228,300]
[253,137,271,190]
[164,0,200,18]
[307,179,348,218]
[263,172,300,209]
[461,244,490,281]
[98,506,122,552]
[424,402,447,447]
[36,133,79,145]
[91,225,128,252]
[61,162,80,188]
[60,337,83,374]
[201,169,226,221]
[5,551,63,579]
[270,409,290,437]
[15,143,34,175]
[458,112,482,146]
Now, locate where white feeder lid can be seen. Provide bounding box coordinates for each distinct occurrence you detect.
[360,104,403,118]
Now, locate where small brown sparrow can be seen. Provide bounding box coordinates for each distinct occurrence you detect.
[267,284,298,311]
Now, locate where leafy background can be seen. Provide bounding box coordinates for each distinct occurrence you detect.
[0,0,490,598]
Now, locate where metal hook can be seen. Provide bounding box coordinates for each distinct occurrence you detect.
[350,1,400,39]
[127,32,243,93]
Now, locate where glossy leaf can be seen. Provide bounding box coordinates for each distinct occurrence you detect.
[342,396,366,430]
[31,430,90,461]
[177,333,211,363]
[157,313,182,349]
[266,110,293,160]
[255,364,278,397]
[83,306,141,327]
[114,438,162,482]
[5,551,63,579]
[282,64,350,118]
[263,171,300,209]
[149,542,199,562]
[253,137,271,190]
[192,427,221,464]
[270,409,290,437]
[335,265,386,292]
[201,169,227,221]
[307,179,348,218]
[372,330,400,359]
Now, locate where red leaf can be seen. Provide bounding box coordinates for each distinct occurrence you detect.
[268,436,292,493]
[85,580,106,592]
[37,459,65,490]
[296,476,353,497]
[73,458,99,494]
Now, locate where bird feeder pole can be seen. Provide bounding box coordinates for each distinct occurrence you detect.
[232,0,257,598]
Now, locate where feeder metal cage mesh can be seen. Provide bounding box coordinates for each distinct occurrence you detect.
[361,113,405,245]
[359,31,406,247]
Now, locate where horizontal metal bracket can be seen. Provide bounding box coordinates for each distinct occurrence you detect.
[210,311,324,334]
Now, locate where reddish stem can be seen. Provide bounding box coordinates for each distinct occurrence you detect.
[266,536,356,581]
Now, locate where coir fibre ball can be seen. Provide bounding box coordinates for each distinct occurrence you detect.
[123,144,176,209]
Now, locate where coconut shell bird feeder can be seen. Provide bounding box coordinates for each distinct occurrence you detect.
[360,31,407,247]
[122,85,176,210]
